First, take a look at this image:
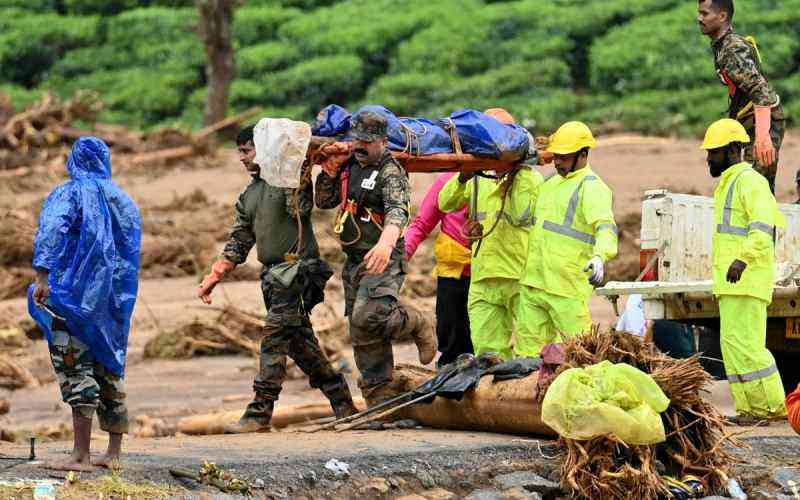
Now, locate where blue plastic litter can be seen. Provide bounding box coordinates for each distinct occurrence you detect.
[311,104,530,161]
[28,137,142,377]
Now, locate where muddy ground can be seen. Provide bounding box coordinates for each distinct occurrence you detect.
[2,132,800,498]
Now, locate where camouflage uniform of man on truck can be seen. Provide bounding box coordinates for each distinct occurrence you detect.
[197,125,358,433]
[698,0,785,193]
[315,110,437,407]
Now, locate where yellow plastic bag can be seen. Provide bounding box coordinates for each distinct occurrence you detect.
[542,360,670,444]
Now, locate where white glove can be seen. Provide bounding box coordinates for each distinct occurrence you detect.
[583,256,604,286]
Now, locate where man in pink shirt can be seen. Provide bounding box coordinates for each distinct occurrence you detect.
[405,173,473,368]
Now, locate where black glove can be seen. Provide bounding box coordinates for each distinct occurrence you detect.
[726,259,747,283]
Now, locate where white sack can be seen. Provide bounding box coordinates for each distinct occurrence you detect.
[253,118,312,188]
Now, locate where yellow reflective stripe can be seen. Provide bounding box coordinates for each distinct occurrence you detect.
[542,221,596,244]
[542,175,598,245]
[717,169,769,237]
[727,363,778,384]
[748,221,774,236]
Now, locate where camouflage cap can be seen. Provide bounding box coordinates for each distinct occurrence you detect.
[350,110,388,142]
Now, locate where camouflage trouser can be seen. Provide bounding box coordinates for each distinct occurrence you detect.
[48,329,129,434]
[242,265,353,425]
[743,118,785,193]
[342,251,408,400]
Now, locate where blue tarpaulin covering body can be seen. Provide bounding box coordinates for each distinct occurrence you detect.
[312,104,530,161]
[28,137,142,377]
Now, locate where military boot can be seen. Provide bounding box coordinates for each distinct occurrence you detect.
[224,398,273,434]
[320,376,360,419]
[401,303,437,365]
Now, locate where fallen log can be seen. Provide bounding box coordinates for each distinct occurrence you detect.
[177,399,366,435]
[387,364,555,436]
[195,107,262,142]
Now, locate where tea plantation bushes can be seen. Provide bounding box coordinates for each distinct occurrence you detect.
[364,72,455,117]
[591,1,800,94]
[262,55,365,115]
[277,0,464,84]
[1,0,798,133]
[237,42,301,79]
[0,11,99,86]
[233,5,301,47]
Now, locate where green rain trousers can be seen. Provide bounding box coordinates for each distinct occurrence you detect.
[439,167,544,359]
[516,285,592,358]
[719,296,786,418]
[468,277,519,360]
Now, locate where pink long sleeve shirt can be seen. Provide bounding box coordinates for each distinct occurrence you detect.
[405,172,471,277]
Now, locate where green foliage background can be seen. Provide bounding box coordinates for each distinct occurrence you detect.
[2,0,798,135]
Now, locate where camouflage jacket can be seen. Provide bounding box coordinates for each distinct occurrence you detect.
[315,150,410,254]
[222,169,319,267]
[712,28,783,123]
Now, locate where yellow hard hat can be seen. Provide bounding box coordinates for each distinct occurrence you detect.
[700,118,750,150]
[546,121,597,154]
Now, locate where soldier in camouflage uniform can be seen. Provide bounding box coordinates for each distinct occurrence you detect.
[315,110,437,406]
[699,0,785,192]
[198,125,357,433]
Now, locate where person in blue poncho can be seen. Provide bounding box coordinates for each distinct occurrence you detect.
[29,137,141,471]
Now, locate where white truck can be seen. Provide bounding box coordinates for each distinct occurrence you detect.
[597,189,800,385]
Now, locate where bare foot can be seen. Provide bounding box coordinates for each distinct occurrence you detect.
[92,454,121,470]
[44,455,97,472]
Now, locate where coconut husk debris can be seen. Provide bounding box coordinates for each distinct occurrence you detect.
[0,354,38,390]
[0,91,260,185]
[143,304,349,379]
[0,209,37,301]
[547,328,742,499]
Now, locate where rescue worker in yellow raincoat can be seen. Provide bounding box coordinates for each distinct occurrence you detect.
[701,118,787,423]
[438,109,544,360]
[517,122,618,356]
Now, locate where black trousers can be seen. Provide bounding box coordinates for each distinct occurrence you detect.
[435,276,473,366]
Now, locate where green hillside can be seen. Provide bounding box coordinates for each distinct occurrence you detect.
[2,0,798,135]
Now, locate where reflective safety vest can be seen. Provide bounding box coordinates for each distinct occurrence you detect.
[438,167,544,284]
[521,166,617,300]
[713,162,781,302]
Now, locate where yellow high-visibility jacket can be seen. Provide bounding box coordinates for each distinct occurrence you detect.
[439,167,544,284]
[713,162,781,303]
[521,166,617,300]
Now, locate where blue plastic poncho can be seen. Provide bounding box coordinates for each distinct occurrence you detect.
[28,137,142,377]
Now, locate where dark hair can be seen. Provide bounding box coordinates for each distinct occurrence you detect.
[702,0,734,20]
[236,125,255,146]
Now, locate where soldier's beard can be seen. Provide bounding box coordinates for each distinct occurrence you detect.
[708,152,731,178]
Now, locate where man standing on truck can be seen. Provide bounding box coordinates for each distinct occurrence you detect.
[315,110,437,407]
[517,121,618,357]
[698,0,785,193]
[197,125,359,433]
[702,118,787,423]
